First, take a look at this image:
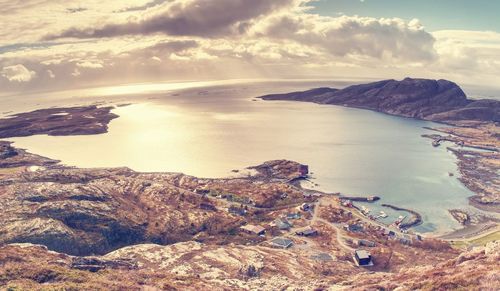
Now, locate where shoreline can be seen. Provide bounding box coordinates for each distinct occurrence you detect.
[0,101,497,241]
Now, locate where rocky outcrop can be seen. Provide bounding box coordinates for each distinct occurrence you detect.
[260,78,500,123]
[0,166,236,256]
[0,140,58,168]
[0,105,118,138]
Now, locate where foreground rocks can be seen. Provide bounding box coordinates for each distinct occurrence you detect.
[0,240,497,290]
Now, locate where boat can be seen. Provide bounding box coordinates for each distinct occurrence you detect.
[360,206,370,215]
[394,215,406,225]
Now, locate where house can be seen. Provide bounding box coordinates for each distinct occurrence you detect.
[270,237,293,249]
[341,199,353,207]
[299,164,309,176]
[286,212,301,220]
[344,223,363,232]
[240,224,265,235]
[295,227,318,237]
[300,203,313,212]
[271,218,293,230]
[383,229,396,237]
[354,250,373,266]
[399,235,413,245]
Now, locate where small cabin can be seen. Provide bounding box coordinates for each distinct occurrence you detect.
[344,223,363,232]
[301,203,313,212]
[270,237,293,249]
[295,227,318,237]
[299,164,309,176]
[240,224,265,235]
[272,218,293,230]
[354,250,373,266]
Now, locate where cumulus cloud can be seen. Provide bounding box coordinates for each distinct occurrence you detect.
[253,15,436,62]
[1,64,36,82]
[44,0,297,40]
[0,0,498,93]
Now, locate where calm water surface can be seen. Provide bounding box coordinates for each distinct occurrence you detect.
[5,81,477,234]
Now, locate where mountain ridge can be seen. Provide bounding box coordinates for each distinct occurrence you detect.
[260,78,500,124]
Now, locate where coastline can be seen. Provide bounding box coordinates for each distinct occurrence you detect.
[0,99,497,241]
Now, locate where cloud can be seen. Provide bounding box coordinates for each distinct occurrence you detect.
[76,60,104,69]
[66,7,87,14]
[254,15,436,62]
[1,64,36,82]
[71,68,81,77]
[116,0,168,12]
[47,69,55,78]
[0,0,498,93]
[44,0,297,39]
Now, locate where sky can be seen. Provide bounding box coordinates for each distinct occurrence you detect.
[312,0,500,31]
[0,0,499,94]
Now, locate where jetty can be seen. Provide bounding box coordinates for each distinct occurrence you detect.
[381,204,422,229]
[341,196,380,202]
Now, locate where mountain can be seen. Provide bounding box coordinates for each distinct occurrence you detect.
[260,78,500,123]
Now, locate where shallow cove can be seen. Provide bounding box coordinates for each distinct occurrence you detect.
[7,82,475,234]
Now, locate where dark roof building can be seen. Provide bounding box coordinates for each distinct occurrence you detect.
[344,223,363,232]
[354,250,373,266]
[301,203,313,212]
[295,227,318,237]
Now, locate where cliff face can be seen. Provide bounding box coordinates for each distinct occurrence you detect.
[261,78,500,123]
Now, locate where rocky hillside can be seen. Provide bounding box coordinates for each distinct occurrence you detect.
[0,143,310,256]
[260,78,500,123]
[0,240,497,290]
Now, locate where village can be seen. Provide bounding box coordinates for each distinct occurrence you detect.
[186,161,450,271]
